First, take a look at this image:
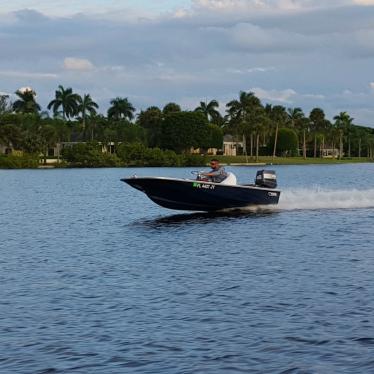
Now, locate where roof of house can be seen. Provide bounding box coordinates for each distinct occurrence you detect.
[223,134,243,143]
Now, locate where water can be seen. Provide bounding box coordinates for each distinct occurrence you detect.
[1,164,374,373]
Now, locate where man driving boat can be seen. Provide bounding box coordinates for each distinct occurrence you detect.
[201,159,228,183]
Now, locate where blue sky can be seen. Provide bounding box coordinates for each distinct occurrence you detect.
[1,0,374,126]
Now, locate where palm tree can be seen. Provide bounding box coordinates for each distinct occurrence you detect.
[0,94,12,114]
[352,127,369,158]
[287,107,304,128]
[346,113,354,157]
[48,85,80,120]
[195,100,220,122]
[367,134,374,159]
[226,91,262,157]
[309,108,326,158]
[321,120,333,157]
[250,108,269,161]
[266,105,288,159]
[137,106,163,147]
[333,112,354,159]
[226,91,261,122]
[39,124,58,164]
[0,124,23,150]
[77,94,99,138]
[287,107,307,158]
[77,94,99,122]
[326,123,340,158]
[13,88,41,114]
[162,102,181,115]
[107,97,135,121]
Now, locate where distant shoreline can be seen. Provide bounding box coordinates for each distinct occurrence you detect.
[214,156,374,166]
[1,155,373,170]
[37,157,374,168]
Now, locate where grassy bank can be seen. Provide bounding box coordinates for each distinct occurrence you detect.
[214,156,373,165]
[0,154,39,169]
[1,153,373,169]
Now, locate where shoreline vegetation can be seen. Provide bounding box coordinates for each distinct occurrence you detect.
[1,86,374,169]
[0,153,372,170]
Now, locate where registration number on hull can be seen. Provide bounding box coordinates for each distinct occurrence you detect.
[193,182,215,190]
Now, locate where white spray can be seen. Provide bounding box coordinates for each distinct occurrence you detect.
[234,187,374,213]
[278,187,374,211]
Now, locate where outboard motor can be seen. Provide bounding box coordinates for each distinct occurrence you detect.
[255,170,277,189]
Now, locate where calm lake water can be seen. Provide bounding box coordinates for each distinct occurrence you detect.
[1,164,374,373]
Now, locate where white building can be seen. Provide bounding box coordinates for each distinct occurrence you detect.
[223,135,244,156]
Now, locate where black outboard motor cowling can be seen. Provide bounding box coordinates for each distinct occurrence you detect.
[255,170,277,189]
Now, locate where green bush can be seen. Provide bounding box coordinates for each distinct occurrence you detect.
[180,154,207,166]
[117,143,181,166]
[62,142,122,167]
[116,142,207,166]
[145,148,169,166]
[0,154,39,169]
[163,150,182,166]
[58,141,207,168]
[161,111,211,152]
[116,143,148,166]
[268,128,299,156]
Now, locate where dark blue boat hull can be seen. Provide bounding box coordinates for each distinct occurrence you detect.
[121,177,281,211]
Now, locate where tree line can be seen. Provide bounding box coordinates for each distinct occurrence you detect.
[1,86,374,167]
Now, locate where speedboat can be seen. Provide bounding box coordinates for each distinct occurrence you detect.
[121,169,281,212]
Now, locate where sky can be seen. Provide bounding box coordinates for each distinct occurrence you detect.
[1,0,374,126]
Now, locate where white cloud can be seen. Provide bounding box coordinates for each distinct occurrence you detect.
[0,70,57,79]
[18,86,35,94]
[63,57,94,71]
[191,0,354,13]
[226,66,275,74]
[302,93,325,100]
[1,3,374,125]
[353,0,374,4]
[252,87,297,103]
[173,8,189,18]
[194,0,263,10]
[192,0,300,11]
[248,66,275,73]
[227,22,314,52]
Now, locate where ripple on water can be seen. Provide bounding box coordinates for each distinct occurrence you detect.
[1,166,374,373]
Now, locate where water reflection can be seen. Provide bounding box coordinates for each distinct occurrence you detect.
[134,208,279,229]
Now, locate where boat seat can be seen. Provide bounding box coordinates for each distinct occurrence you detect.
[220,172,237,185]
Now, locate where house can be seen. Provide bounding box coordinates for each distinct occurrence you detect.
[191,147,218,155]
[223,135,244,156]
[191,134,245,156]
[321,148,342,158]
[0,144,14,155]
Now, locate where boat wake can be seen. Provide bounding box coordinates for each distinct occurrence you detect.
[135,188,374,227]
[230,187,374,214]
[276,187,374,211]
